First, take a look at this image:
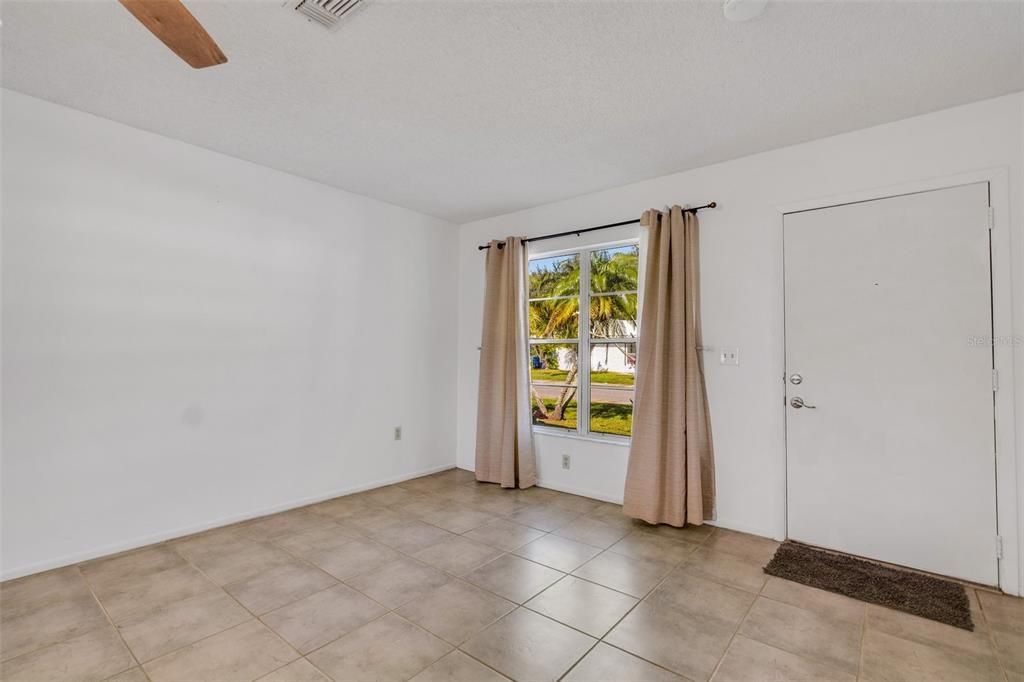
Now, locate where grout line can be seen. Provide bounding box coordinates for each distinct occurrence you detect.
[857,595,868,680]
[75,565,144,677]
[974,587,1013,682]
[7,473,800,682]
[704,564,768,681]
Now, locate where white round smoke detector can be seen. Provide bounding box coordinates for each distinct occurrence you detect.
[723,0,768,22]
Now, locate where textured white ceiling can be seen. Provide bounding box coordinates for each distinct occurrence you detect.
[2,1,1022,222]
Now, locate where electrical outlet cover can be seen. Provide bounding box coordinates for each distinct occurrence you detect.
[719,347,740,366]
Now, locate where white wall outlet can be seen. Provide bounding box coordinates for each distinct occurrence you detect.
[394,426,402,441]
[719,347,740,366]
[561,454,571,470]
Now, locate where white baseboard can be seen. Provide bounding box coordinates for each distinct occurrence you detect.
[536,479,624,505]
[536,479,779,541]
[1,463,455,582]
[704,518,781,542]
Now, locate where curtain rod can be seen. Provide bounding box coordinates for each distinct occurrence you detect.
[477,202,716,251]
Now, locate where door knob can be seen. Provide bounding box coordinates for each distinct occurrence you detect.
[791,397,816,409]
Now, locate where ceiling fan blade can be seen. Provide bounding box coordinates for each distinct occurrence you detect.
[118,0,227,69]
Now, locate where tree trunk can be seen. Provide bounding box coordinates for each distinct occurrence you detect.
[552,365,578,420]
[531,386,552,419]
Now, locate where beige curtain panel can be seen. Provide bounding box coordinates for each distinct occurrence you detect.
[623,206,715,526]
[475,237,538,489]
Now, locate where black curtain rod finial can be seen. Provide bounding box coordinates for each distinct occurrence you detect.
[477,201,716,250]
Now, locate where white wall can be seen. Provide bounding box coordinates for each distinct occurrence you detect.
[457,93,1023,581]
[1,90,459,579]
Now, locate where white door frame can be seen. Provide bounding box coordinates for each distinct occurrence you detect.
[777,168,1019,596]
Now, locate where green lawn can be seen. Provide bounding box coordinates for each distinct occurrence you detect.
[530,368,634,386]
[532,399,633,437]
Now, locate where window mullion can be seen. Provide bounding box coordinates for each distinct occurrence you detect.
[579,252,591,437]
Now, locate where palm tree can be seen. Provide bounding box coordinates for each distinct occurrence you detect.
[528,247,638,423]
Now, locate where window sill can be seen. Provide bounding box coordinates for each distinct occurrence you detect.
[532,427,631,447]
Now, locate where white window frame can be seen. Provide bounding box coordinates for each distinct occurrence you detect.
[527,238,639,444]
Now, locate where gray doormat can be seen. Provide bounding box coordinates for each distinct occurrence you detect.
[764,541,974,630]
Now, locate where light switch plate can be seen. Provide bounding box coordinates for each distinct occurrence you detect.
[719,347,740,366]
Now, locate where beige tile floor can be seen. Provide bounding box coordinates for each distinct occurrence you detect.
[2,467,1022,682]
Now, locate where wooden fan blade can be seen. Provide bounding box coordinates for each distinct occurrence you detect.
[118,0,227,69]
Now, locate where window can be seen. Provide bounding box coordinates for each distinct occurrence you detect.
[528,242,639,438]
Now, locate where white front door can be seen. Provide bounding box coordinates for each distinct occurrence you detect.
[784,182,998,586]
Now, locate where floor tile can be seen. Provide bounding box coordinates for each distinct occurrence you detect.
[682,547,767,593]
[262,584,386,654]
[562,642,685,682]
[463,518,545,552]
[1,624,135,682]
[526,575,638,638]
[254,658,331,682]
[419,506,495,534]
[396,579,515,645]
[143,620,298,682]
[992,626,1024,674]
[224,560,337,615]
[408,650,510,682]
[508,505,581,532]
[760,576,864,625]
[572,551,673,598]
[309,495,377,521]
[16,473,997,682]
[0,589,110,662]
[116,588,250,662]
[413,535,505,576]
[306,613,452,682]
[346,557,450,609]
[606,601,735,681]
[344,507,410,535]
[397,477,448,495]
[271,523,360,557]
[104,667,150,682]
[464,554,564,603]
[978,590,1024,674]
[81,545,187,592]
[390,494,448,517]
[860,628,1003,682]
[511,487,563,506]
[977,589,1024,632]
[702,529,779,564]
[92,564,219,622]
[243,510,337,541]
[466,494,525,517]
[371,520,455,554]
[553,517,632,549]
[0,566,93,619]
[865,602,994,659]
[608,532,697,565]
[548,493,604,515]
[739,597,861,676]
[461,608,595,682]
[513,534,602,572]
[633,521,715,544]
[713,635,856,682]
[585,503,635,528]
[175,535,295,586]
[646,569,755,626]
[361,484,421,507]
[303,538,401,581]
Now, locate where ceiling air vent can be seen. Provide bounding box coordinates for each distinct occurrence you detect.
[288,0,363,30]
